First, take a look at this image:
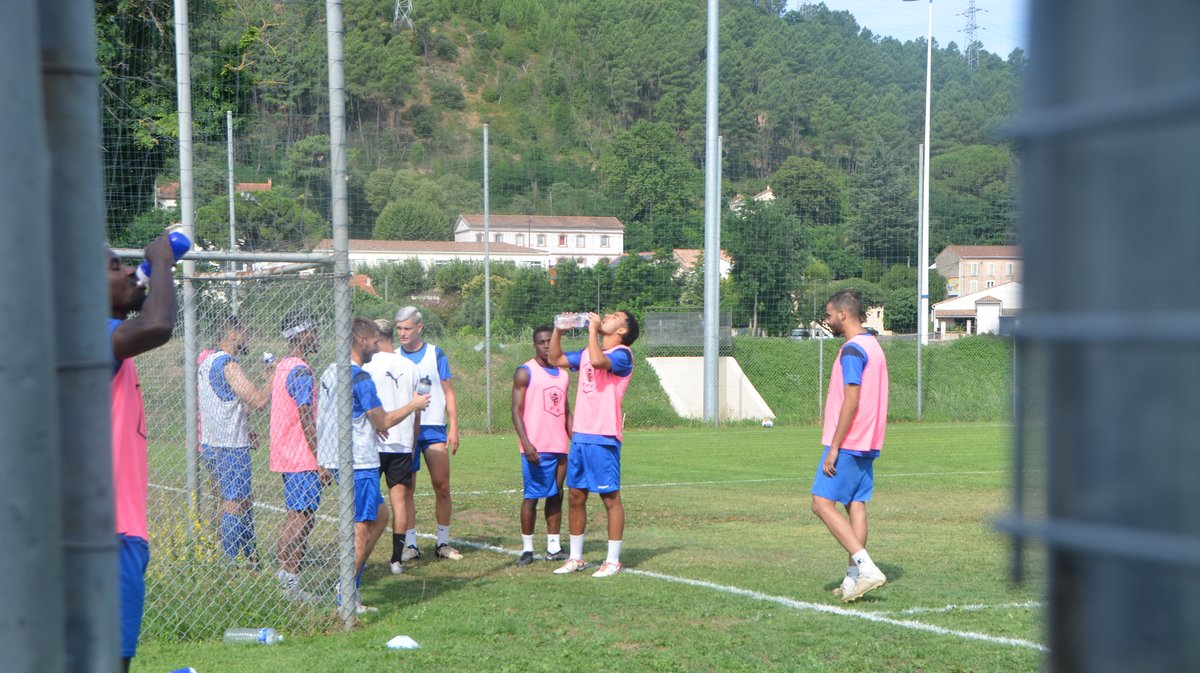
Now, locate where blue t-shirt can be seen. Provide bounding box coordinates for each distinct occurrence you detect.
[840,343,867,387]
[108,318,123,375]
[208,353,237,402]
[400,343,452,381]
[350,363,382,419]
[836,342,877,457]
[564,347,632,448]
[564,347,633,377]
[287,365,315,407]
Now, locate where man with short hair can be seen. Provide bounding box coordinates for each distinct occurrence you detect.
[393,306,463,560]
[811,289,890,603]
[316,318,428,612]
[363,318,427,574]
[107,235,178,671]
[198,315,271,563]
[511,325,572,566]
[269,310,326,599]
[548,310,639,578]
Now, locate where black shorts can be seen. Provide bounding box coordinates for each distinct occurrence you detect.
[379,452,416,489]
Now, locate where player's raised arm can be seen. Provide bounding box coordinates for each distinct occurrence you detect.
[547,324,570,368]
[225,359,271,409]
[110,236,177,360]
[585,312,613,370]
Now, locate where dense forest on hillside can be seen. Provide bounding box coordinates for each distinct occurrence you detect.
[99,0,1022,334]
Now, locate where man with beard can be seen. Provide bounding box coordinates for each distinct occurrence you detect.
[107,235,179,670]
[811,290,890,603]
[198,315,272,564]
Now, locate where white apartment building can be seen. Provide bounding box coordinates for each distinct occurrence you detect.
[453,214,625,268]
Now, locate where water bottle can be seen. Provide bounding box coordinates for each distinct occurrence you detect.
[416,375,433,396]
[136,231,192,288]
[554,312,588,330]
[262,351,276,365]
[223,627,283,645]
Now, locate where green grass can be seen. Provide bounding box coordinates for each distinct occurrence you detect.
[134,423,1045,672]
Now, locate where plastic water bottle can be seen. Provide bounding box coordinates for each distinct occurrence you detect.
[416,375,433,396]
[223,627,283,645]
[136,231,192,288]
[554,312,588,330]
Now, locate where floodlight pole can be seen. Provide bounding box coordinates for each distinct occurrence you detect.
[702,0,720,424]
[483,124,492,432]
[919,0,933,348]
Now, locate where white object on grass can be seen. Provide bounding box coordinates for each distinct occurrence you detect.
[386,635,420,650]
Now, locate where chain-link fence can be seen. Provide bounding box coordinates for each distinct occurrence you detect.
[127,263,357,640]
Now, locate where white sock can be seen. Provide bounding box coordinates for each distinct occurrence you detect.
[521,534,535,553]
[606,540,623,565]
[436,524,451,546]
[846,565,859,579]
[405,529,417,547]
[569,534,585,560]
[546,534,562,554]
[851,549,880,576]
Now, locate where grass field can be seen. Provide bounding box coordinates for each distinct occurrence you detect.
[134,423,1045,672]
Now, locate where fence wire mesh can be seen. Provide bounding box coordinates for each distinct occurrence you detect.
[100,0,1023,642]
[134,267,355,639]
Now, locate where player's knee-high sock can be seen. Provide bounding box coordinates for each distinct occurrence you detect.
[392,533,405,562]
[220,512,241,559]
[240,508,258,559]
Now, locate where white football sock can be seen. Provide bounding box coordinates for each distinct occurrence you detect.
[546,534,562,554]
[851,549,881,576]
[521,534,535,553]
[606,540,623,565]
[569,534,585,560]
[405,529,417,547]
[436,524,451,546]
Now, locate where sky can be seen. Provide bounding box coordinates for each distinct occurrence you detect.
[789,0,1031,60]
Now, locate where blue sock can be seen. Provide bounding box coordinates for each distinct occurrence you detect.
[219,512,241,559]
[239,509,258,559]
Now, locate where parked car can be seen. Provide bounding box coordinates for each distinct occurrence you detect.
[789,328,810,340]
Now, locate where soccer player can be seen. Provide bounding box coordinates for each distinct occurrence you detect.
[107,235,178,671]
[511,325,572,566]
[811,290,890,603]
[363,318,427,574]
[269,310,326,600]
[316,318,428,613]
[197,315,271,564]
[548,310,639,578]
[393,306,463,561]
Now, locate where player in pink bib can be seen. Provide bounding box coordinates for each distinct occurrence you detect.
[811,290,890,603]
[548,310,639,578]
[511,325,573,566]
[108,235,179,670]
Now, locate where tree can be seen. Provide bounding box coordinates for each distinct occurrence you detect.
[771,156,841,225]
[929,145,1017,250]
[725,201,809,336]
[597,120,702,249]
[194,189,326,251]
[374,200,451,240]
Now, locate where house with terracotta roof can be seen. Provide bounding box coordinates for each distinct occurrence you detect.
[932,281,1022,337]
[235,177,272,195]
[314,239,551,269]
[155,181,180,210]
[729,186,775,214]
[935,245,1022,297]
[452,214,624,268]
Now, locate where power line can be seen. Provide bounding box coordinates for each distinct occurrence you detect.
[959,0,984,68]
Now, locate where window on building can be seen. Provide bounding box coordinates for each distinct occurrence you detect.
[577,257,586,265]
[516,234,525,246]
[986,280,996,289]
[475,234,483,242]
[537,234,546,247]
[600,235,610,248]
[986,262,995,275]
[1006,262,1014,276]
[558,235,567,247]
[576,235,585,248]
[494,233,503,243]
[969,262,979,275]
[970,280,979,293]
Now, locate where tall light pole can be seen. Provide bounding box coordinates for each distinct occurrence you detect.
[904,0,933,346]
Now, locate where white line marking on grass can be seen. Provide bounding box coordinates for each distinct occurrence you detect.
[152,482,1045,652]
[873,601,1044,617]
[627,570,1048,652]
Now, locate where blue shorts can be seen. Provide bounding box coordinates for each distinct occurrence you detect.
[522,453,566,499]
[416,425,448,453]
[118,534,150,659]
[281,471,323,512]
[811,447,876,505]
[201,445,253,500]
[351,469,384,522]
[566,441,621,494]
